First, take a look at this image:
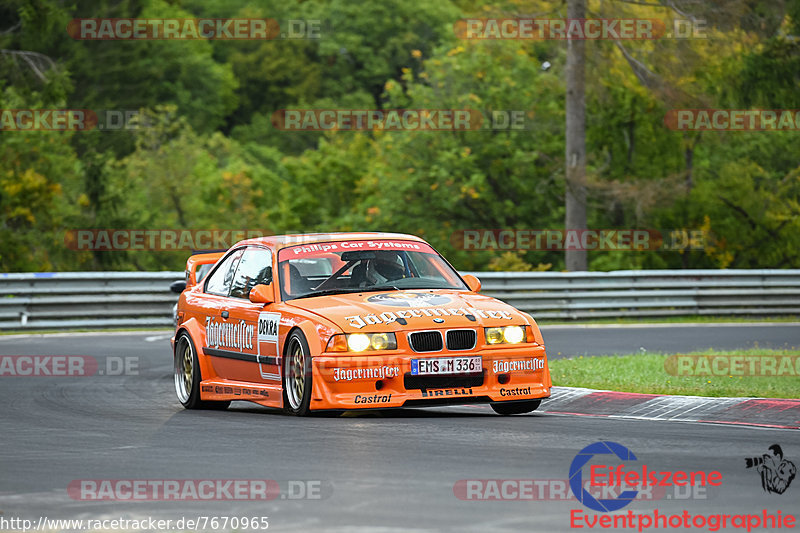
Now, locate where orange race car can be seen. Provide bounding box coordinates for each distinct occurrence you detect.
[170,232,551,416]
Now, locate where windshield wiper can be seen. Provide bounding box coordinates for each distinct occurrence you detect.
[290,288,367,300]
[290,285,402,300]
[373,284,452,290]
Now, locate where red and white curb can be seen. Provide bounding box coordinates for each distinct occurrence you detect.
[541,387,800,430]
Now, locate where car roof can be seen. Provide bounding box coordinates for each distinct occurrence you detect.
[236,232,429,251]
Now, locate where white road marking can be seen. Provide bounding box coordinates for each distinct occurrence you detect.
[0,329,172,341]
[145,334,173,342]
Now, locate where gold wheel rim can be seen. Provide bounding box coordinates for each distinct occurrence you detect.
[286,338,305,409]
[182,344,192,393]
[174,337,193,403]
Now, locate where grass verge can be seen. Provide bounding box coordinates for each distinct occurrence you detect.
[549,349,800,399]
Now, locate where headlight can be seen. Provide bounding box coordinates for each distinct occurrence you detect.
[347,334,372,352]
[327,333,398,352]
[370,332,392,350]
[348,333,397,352]
[503,326,525,344]
[486,327,505,345]
[485,326,526,345]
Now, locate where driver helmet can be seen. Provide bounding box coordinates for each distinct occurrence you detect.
[365,251,405,285]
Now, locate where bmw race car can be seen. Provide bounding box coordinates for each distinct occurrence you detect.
[171,232,552,416]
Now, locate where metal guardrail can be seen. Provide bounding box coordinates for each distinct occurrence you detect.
[1,269,799,330]
[469,270,800,320]
[0,272,181,330]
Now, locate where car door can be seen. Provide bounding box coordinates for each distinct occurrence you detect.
[200,247,245,380]
[225,245,281,383]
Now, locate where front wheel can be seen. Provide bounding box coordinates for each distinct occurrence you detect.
[174,332,230,410]
[283,330,313,416]
[490,399,541,416]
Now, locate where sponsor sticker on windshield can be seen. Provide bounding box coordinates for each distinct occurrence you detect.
[279,240,435,259]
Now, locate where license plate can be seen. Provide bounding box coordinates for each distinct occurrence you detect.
[411,356,482,375]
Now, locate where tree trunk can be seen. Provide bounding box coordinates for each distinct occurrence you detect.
[682,139,695,268]
[565,0,588,271]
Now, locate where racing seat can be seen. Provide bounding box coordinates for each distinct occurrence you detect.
[350,261,368,288]
[287,264,312,296]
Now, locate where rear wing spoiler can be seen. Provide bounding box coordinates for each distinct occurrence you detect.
[185,251,225,289]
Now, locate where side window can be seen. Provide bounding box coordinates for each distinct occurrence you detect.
[205,249,244,296]
[197,263,214,283]
[229,247,273,299]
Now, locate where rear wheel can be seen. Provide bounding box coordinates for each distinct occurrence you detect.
[283,330,313,416]
[490,399,541,416]
[174,332,230,410]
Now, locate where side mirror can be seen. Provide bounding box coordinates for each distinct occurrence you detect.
[170,280,187,294]
[463,274,481,292]
[249,283,274,304]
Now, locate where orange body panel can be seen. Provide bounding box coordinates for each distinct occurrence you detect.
[171,232,551,412]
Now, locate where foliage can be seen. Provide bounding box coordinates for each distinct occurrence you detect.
[0,0,798,272]
[487,252,551,272]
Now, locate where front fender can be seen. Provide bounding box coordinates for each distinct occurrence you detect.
[284,319,336,407]
[520,311,545,346]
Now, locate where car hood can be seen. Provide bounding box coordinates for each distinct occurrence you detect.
[286,289,528,332]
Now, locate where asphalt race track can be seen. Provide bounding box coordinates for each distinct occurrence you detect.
[0,327,798,532]
[542,323,800,358]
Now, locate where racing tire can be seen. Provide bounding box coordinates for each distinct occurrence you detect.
[283,330,313,416]
[174,332,230,410]
[490,399,541,415]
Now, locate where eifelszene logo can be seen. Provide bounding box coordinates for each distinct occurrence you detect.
[569,441,639,512]
[745,444,796,495]
[569,441,723,514]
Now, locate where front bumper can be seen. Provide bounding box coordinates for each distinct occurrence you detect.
[309,344,551,410]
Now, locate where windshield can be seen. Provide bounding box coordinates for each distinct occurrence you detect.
[277,239,467,300]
